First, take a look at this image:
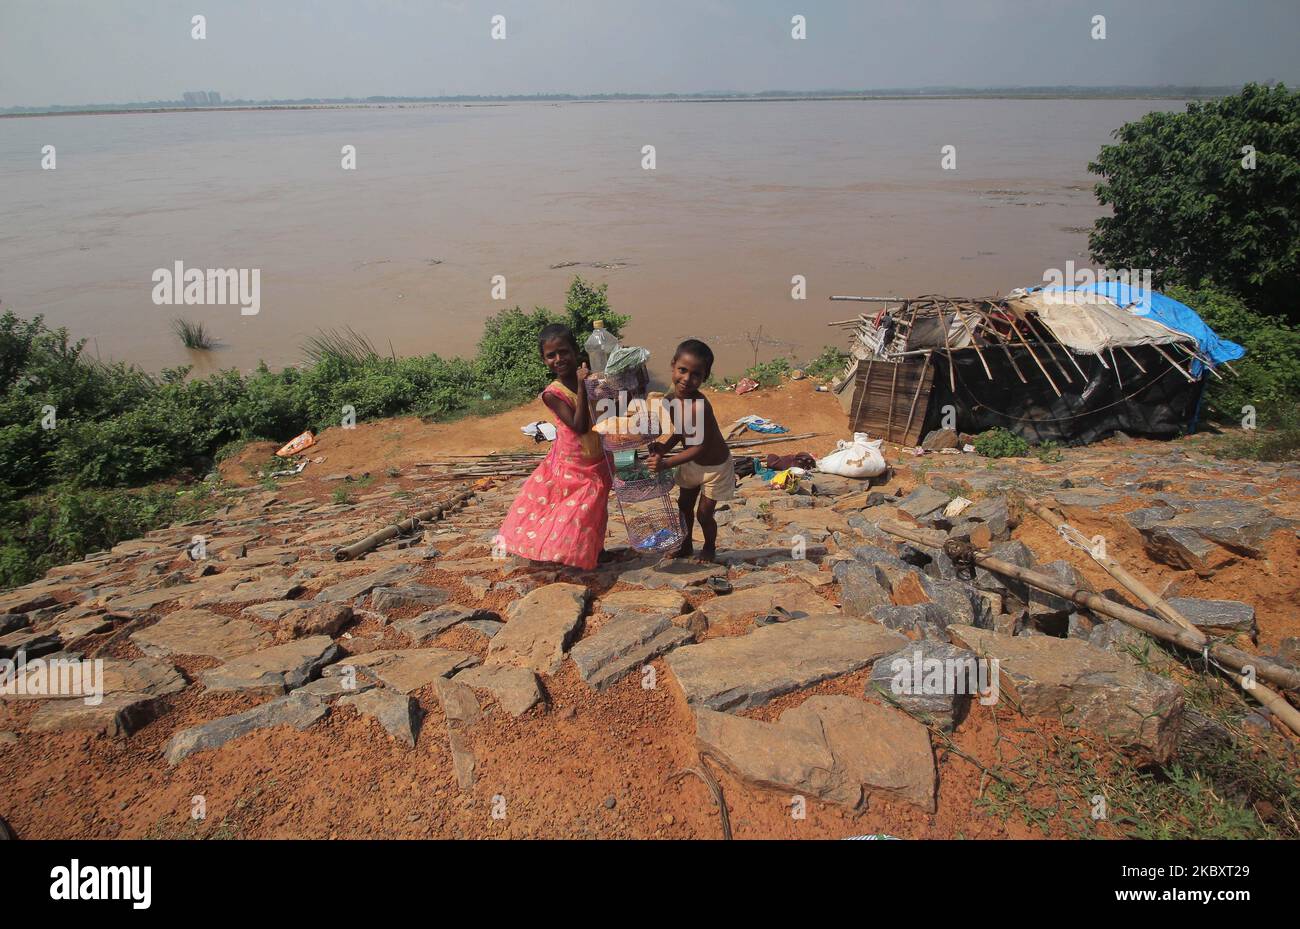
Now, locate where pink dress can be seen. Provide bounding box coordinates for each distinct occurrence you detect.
[497,380,613,570]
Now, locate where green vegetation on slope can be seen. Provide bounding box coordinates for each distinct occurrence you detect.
[0,277,626,587]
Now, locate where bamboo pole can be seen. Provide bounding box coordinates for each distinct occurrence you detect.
[1008,318,1062,397]
[1119,345,1147,374]
[935,302,957,392]
[1023,498,1300,737]
[727,432,822,449]
[1033,317,1089,381]
[901,352,932,445]
[1150,343,1199,383]
[983,310,1030,384]
[850,357,875,432]
[946,300,993,381]
[885,360,900,442]
[1022,314,1074,385]
[876,518,1300,693]
[334,489,475,561]
[1171,340,1225,381]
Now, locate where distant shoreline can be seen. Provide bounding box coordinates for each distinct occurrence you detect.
[0,90,1225,119]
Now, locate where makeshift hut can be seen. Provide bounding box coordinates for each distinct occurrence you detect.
[828,284,1245,446]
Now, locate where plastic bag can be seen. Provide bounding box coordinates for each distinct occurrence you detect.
[275,430,315,458]
[605,345,650,374]
[815,433,886,479]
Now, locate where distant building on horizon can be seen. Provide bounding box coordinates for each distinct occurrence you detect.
[180,91,221,106]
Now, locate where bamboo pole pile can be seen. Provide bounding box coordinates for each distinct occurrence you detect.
[876,518,1300,695]
[413,452,543,480]
[1022,497,1300,738]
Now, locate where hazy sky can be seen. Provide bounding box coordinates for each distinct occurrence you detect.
[2,0,1297,107]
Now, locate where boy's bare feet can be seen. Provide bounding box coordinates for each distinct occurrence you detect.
[696,545,717,564]
[672,539,694,559]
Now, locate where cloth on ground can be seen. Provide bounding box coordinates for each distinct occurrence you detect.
[737,414,788,435]
[766,452,816,471]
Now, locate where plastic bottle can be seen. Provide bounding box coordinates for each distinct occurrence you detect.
[584,319,620,374]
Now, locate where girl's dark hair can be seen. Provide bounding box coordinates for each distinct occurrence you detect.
[538,323,578,355]
[674,338,715,376]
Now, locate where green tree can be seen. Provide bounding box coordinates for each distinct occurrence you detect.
[1088,83,1300,322]
[563,276,630,340]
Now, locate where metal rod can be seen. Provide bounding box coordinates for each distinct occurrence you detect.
[829,295,908,303]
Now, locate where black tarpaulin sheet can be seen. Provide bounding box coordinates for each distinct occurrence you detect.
[922,346,1205,446]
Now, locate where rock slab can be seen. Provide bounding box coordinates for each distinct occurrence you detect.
[131,609,270,659]
[948,624,1183,763]
[452,664,543,717]
[667,614,906,711]
[570,614,693,691]
[165,692,329,765]
[342,648,479,694]
[341,687,421,746]
[696,694,936,812]
[201,636,341,695]
[488,583,587,675]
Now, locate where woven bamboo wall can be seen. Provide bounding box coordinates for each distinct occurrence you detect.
[845,354,935,445]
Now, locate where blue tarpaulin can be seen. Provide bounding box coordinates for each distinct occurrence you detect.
[1029,282,1245,367]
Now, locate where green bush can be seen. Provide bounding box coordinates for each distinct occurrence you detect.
[804,346,849,379]
[743,358,791,387]
[1033,440,1063,463]
[1164,284,1300,427]
[563,277,629,340]
[0,483,219,589]
[1089,83,1300,322]
[474,305,560,400]
[974,428,1030,458]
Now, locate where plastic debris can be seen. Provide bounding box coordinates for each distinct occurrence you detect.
[276,430,315,458]
[944,496,973,518]
[521,421,557,442]
[605,345,651,374]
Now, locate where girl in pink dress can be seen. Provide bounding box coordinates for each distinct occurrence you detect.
[496,324,613,570]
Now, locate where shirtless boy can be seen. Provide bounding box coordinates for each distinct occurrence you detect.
[647,339,734,562]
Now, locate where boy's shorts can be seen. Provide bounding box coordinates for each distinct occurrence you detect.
[675,456,736,502]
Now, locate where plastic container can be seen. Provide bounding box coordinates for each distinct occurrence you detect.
[584,320,620,374]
